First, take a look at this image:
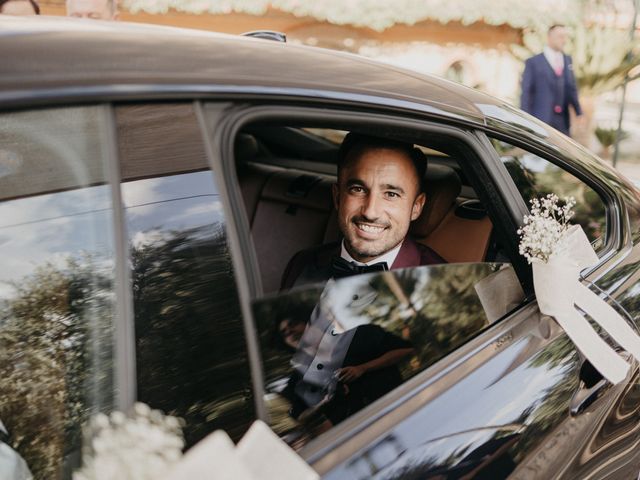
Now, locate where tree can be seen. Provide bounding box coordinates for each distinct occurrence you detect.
[0,258,114,480]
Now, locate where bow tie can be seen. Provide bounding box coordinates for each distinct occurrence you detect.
[331,256,389,279]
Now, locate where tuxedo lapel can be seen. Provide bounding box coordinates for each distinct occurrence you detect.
[390,238,421,270]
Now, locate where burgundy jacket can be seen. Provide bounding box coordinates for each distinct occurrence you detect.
[280,237,445,290]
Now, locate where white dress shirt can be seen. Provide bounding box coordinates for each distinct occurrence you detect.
[340,240,402,269]
[543,46,564,74]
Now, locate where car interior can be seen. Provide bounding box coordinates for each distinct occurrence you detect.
[234,123,502,295]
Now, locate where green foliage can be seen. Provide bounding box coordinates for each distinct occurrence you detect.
[595,125,629,147]
[131,224,254,446]
[494,140,607,247]
[0,258,114,480]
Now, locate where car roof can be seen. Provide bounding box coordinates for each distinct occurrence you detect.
[0,15,562,143]
[1,18,499,114]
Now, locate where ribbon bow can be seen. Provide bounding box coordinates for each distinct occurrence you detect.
[331,257,388,279]
[533,225,640,384]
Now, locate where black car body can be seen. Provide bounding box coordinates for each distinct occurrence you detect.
[3,15,640,480]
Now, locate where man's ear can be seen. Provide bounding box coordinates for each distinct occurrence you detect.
[332,183,340,211]
[411,192,426,221]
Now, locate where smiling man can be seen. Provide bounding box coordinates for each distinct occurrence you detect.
[281,133,444,290]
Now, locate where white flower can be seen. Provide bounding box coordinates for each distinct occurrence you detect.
[518,194,576,264]
[73,403,185,480]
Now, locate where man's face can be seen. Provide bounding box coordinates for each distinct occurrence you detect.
[279,319,306,350]
[333,147,426,263]
[548,27,568,52]
[67,0,115,19]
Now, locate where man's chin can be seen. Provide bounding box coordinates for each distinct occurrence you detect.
[346,241,388,262]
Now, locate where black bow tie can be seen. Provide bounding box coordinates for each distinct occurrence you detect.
[331,256,388,279]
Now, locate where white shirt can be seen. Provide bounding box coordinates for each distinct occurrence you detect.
[340,240,403,269]
[543,46,564,73]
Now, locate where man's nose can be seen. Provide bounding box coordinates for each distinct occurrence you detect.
[361,193,381,220]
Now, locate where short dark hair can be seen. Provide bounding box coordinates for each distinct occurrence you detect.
[548,24,565,34]
[0,0,40,13]
[338,132,427,193]
[271,302,315,353]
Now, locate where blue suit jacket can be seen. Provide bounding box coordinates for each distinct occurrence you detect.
[520,53,582,127]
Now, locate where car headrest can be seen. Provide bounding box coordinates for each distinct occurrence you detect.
[235,133,259,165]
[411,163,462,238]
[261,171,334,211]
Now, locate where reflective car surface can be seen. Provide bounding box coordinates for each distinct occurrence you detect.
[3,15,640,480]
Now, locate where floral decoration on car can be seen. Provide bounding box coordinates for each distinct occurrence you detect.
[517,193,576,263]
[518,193,640,385]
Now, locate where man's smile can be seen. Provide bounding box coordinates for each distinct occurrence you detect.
[354,221,388,238]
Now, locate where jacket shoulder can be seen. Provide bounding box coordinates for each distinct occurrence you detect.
[280,241,340,290]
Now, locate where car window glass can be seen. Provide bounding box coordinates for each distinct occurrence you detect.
[0,107,116,479]
[490,138,607,250]
[115,103,255,446]
[252,263,524,448]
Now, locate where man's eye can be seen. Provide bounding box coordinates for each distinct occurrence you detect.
[386,191,400,198]
[349,186,365,194]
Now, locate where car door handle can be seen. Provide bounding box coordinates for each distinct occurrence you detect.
[569,352,632,416]
[570,373,609,416]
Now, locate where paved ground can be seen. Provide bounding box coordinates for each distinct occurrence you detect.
[613,161,640,185]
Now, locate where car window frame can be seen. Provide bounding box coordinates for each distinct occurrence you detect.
[0,102,135,477]
[200,101,545,459]
[206,103,532,296]
[477,129,627,283]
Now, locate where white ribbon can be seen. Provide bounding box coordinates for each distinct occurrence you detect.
[532,224,640,384]
[162,421,319,480]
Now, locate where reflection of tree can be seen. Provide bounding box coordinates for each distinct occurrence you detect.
[131,224,254,446]
[512,336,580,462]
[359,265,498,375]
[497,142,606,247]
[0,258,114,480]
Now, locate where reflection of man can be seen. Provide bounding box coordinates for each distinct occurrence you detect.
[66,0,117,19]
[277,308,414,428]
[520,24,582,136]
[281,133,444,290]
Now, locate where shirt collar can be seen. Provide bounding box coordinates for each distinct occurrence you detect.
[543,47,564,64]
[340,239,403,268]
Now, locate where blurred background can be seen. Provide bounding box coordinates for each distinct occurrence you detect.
[36,0,640,178]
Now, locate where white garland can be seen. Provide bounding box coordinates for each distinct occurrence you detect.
[518,194,576,264]
[121,0,577,31]
[73,403,185,480]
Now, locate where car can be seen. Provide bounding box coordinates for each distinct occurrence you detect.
[2,14,640,480]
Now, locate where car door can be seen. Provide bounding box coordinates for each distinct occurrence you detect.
[203,100,640,479]
[309,130,640,479]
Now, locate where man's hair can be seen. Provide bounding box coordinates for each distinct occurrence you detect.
[548,24,565,34]
[271,302,315,353]
[338,132,428,193]
[0,0,40,13]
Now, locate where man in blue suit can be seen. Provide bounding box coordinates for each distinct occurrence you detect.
[521,24,582,136]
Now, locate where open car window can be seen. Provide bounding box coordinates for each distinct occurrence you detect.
[252,263,524,448]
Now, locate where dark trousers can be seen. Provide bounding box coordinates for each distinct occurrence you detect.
[550,112,570,136]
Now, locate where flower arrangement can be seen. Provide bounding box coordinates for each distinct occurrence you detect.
[73,403,185,480]
[517,193,576,263]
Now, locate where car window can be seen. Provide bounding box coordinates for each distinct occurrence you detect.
[490,138,607,250]
[223,116,530,446]
[115,103,255,446]
[252,263,524,448]
[0,106,116,479]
